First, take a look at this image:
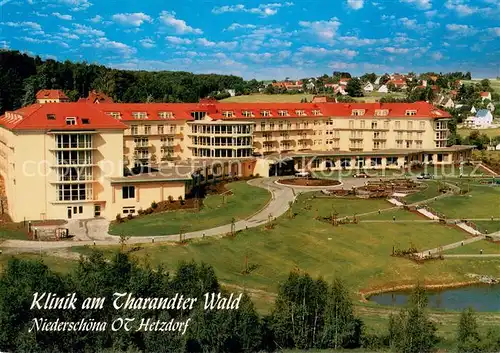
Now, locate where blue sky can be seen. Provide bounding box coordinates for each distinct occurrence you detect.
[0,0,499,80]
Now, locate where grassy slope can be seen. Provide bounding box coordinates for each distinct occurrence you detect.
[108,181,271,237]
[220,92,406,103]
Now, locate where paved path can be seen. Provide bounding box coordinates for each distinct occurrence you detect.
[416,235,487,258]
[2,177,362,251]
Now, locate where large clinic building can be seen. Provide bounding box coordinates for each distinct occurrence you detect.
[0,91,473,222]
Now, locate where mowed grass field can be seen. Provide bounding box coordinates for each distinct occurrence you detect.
[108,181,270,237]
[76,195,486,307]
[462,79,500,95]
[425,184,500,220]
[458,128,500,138]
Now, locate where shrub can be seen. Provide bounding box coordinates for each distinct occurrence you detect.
[126,213,133,220]
[138,208,144,215]
[255,173,260,177]
[115,214,123,223]
[168,195,174,203]
[151,201,158,209]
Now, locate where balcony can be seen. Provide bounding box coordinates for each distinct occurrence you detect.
[134,143,150,149]
[51,144,94,151]
[54,159,94,167]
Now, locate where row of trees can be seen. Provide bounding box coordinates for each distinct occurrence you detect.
[0,50,262,115]
[1,251,499,352]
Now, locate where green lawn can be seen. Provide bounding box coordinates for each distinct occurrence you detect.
[78,195,474,308]
[358,209,424,221]
[461,79,500,95]
[108,181,271,237]
[0,224,30,240]
[445,240,500,255]
[474,221,500,234]
[426,185,500,219]
[458,128,500,138]
[404,181,444,204]
[0,253,78,273]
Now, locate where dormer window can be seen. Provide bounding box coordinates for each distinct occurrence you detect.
[278,110,289,116]
[107,112,121,119]
[47,114,56,120]
[312,109,322,116]
[222,111,234,118]
[242,110,253,117]
[352,109,365,116]
[261,110,271,117]
[82,118,90,124]
[159,111,174,119]
[132,112,147,119]
[375,109,388,116]
[65,117,76,125]
[295,110,306,116]
[405,110,417,116]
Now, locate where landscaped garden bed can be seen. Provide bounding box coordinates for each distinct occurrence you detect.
[277,177,341,187]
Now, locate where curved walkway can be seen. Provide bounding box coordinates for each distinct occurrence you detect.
[2,177,357,251]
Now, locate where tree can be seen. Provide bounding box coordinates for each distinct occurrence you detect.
[346,78,363,97]
[388,285,438,353]
[320,278,362,349]
[456,308,481,353]
[360,73,376,83]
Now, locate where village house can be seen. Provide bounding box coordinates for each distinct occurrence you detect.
[463,109,494,128]
[377,85,389,93]
[363,82,374,92]
[481,92,492,101]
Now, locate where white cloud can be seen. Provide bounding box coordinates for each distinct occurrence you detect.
[33,11,49,17]
[226,23,257,31]
[60,32,79,39]
[487,27,500,36]
[446,23,477,36]
[383,47,410,54]
[262,38,292,47]
[212,2,293,17]
[338,36,389,45]
[278,50,291,59]
[424,10,437,17]
[52,12,72,20]
[445,0,478,16]
[73,23,105,36]
[299,17,341,42]
[89,15,102,23]
[90,37,136,56]
[139,38,155,48]
[196,38,238,50]
[347,0,364,9]
[431,52,443,60]
[298,46,358,58]
[328,61,357,69]
[0,40,9,49]
[58,0,92,11]
[381,14,396,20]
[112,13,152,27]
[159,11,202,34]
[1,21,42,30]
[166,36,192,44]
[400,0,432,9]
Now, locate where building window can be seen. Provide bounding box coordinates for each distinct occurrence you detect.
[349,120,355,129]
[158,125,164,134]
[278,110,289,116]
[383,121,389,129]
[352,109,365,116]
[295,110,306,116]
[109,112,121,119]
[395,121,401,129]
[419,121,425,130]
[242,110,253,117]
[360,120,365,129]
[407,121,413,130]
[222,111,234,118]
[405,110,417,116]
[375,109,388,116]
[371,121,378,129]
[158,111,173,119]
[261,110,271,117]
[144,125,151,135]
[131,125,138,135]
[65,117,76,125]
[122,186,135,199]
[132,112,147,119]
[122,206,136,215]
[312,110,322,116]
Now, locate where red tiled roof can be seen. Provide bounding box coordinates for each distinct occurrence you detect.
[0,102,450,130]
[480,92,490,97]
[35,89,69,100]
[0,103,127,131]
[78,90,114,104]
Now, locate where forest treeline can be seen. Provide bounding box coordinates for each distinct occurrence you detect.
[0,50,262,114]
[1,250,500,352]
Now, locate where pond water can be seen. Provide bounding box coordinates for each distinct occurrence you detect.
[369,285,500,312]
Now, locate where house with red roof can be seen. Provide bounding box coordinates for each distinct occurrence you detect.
[36,89,69,103]
[481,92,492,101]
[78,90,114,104]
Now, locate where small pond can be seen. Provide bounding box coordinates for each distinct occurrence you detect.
[369,285,500,312]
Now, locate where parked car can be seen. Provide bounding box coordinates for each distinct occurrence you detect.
[417,173,433,180]
[295,171,311,178]
[353,172,369,178]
